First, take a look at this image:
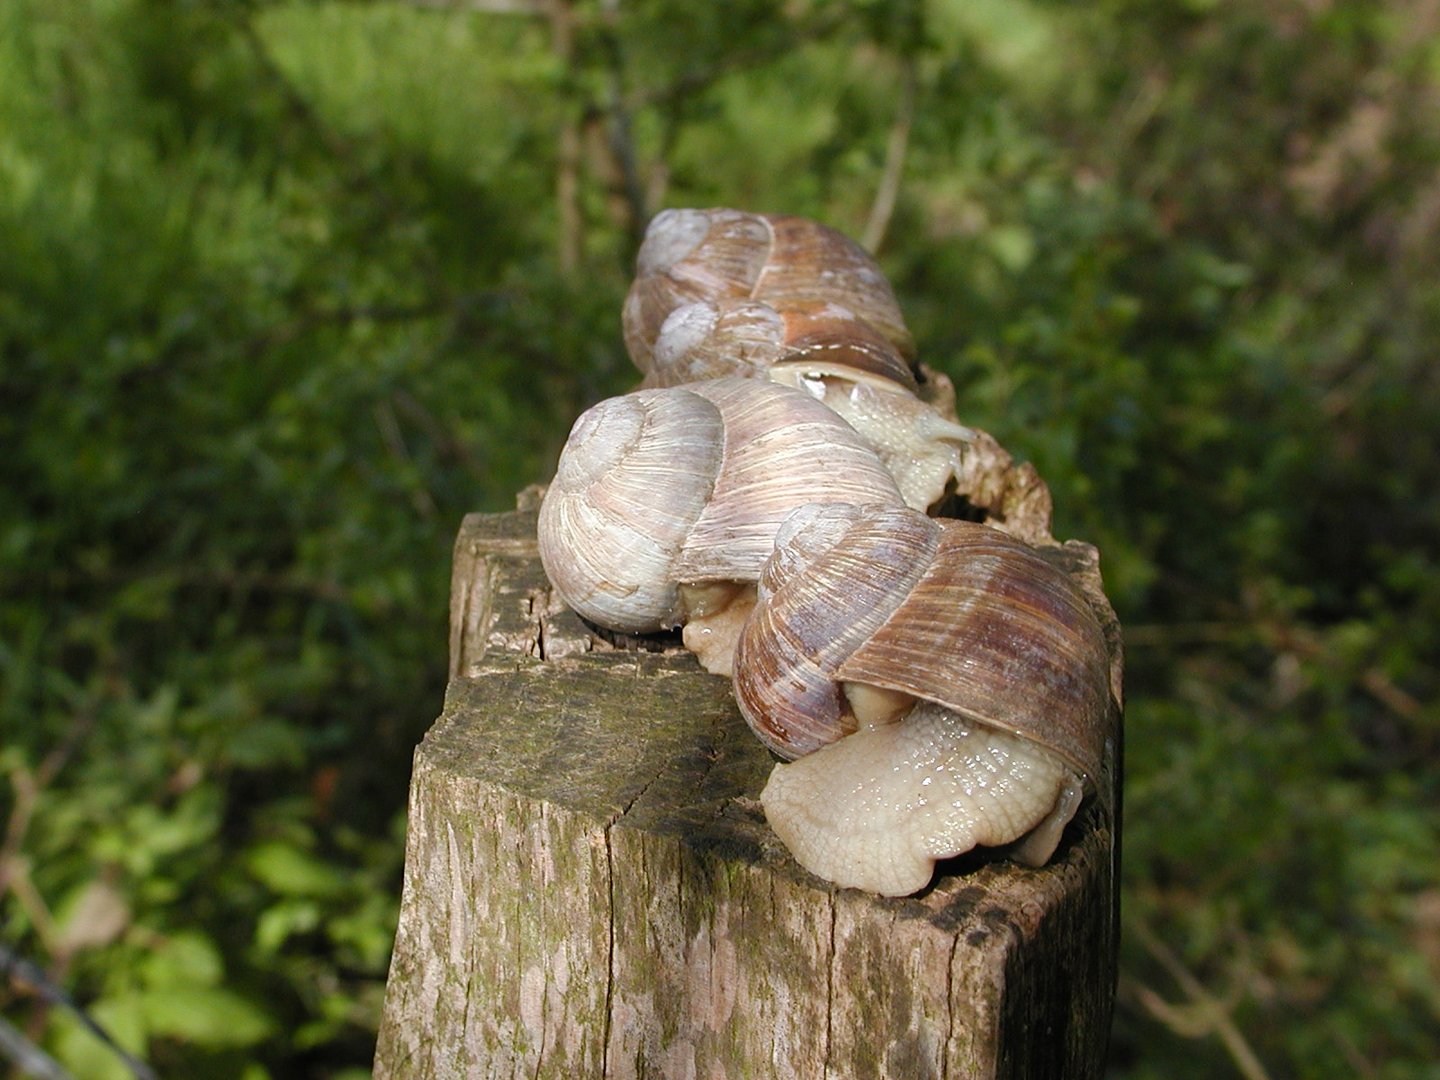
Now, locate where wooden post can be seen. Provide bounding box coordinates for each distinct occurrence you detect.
[375,503,1122,1079]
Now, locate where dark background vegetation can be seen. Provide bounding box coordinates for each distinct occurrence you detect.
[2,0,1437,1076]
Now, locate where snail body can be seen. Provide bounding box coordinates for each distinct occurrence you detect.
[762,702,1085,897]
[735,503,1113,895]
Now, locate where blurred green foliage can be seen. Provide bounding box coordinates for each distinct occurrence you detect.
[1,0,1436,1076]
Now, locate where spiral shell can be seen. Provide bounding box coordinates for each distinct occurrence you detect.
[623,208,916,378]
[734,503,1112,780]
[537,380,905,635]
[538,388,723,633]
[732,503,935,758]
[735,502,1114,894]
[648,298,920,392]
[624,210,976,512]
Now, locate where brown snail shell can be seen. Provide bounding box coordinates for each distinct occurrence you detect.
[756,215,914,358]
[732,503,937,758]
[731,506,1111,898]
[735,502,1113,894]
[627,210,973,512]
[537,379,905,639]
[646,296,974,512]
[623,209,773,369]
[647,298,920,393]
[623,208,916,378]
[735,502,1111,779]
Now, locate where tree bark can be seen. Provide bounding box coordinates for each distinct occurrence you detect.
[376,509,1121,1079]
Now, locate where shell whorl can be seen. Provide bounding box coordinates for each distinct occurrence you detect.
[734,504,1111,779]
[624,208,976,513]
[675,379,905,582]
[837,519,1112,781]
[538,380,907,636]
[624,209,773,375]
[646,298,919,393]
[734,504,938,759]
[648,300,786,385]
[539,389,723,633]
[757,214,914,359]
[624,208,916,378]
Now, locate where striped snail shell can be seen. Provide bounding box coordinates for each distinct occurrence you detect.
[536,379,905,671]
[648,299,918,391]
[624,210,973,512]
[733,502,1114,895]
[623,208,916,378]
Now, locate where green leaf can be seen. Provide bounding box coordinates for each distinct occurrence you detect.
[138,929,224,991]
[246,840,347,899]
[226,717,307,769]
[139,986,276,1049]
[255,898,322,956]
[51,996,148,1080]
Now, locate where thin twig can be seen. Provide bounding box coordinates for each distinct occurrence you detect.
[1129,919,1274,1080]
[373,398,440,520]
[0,770,41,901]
[1,944,158,1080]
[0,1014,74,1080]
[1126,580,1427,727]
[547,0,585,275]
[597,0,648,247]
[1,697,98,909]
[4,860,59,957]
[1330,1025,1381,1079]
[863,56,917,253]
[1122,622,1244,647]
[1254,614,1426,723]
[390,389,491,483]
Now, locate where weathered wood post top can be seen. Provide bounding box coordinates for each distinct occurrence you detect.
[375,494,1123,1079]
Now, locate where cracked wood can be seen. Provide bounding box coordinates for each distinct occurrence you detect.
[375,510,1121,1079]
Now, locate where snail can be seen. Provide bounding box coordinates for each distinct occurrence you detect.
[536,377,905,675]
[732,502,1114,896]
[535,207,1117,896]
[622,209,974,512]
[622,208,915,372]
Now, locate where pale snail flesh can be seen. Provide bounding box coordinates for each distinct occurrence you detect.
[733,502,1112,896]
[623,209,972,512]
[536,378,905,674]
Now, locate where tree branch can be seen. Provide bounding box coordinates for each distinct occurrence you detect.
[1,943,158,1080]
[0,1014,74,1080]
[596,0,648,249]
[548,0,585,275]
[863,56,917,254]
[1126,919,1274,1080]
